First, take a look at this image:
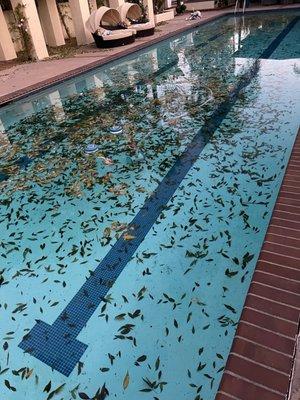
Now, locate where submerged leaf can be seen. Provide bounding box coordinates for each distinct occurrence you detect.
[123,370,130,390]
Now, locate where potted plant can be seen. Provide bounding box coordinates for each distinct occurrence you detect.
[176,0,186,13]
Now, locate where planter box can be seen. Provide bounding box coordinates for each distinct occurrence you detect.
[154,9,175,24]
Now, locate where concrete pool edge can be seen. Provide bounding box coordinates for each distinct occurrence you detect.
[216,129,300,400]
[0,4,299,108]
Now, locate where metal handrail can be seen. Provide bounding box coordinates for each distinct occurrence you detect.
[234,0,239,14]
[234,0,247,14]
[242,0,246,13]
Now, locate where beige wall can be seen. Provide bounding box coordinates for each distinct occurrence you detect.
[109,0,124,8]
[2,1,84,56]
[38,0,65,46]
[154,8,174,23]
[69,0,93,45]
[0,6,17,60]
[144,0,154,24]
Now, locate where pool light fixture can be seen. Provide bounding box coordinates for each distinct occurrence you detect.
[85,144,99,154]
[109,125,123,134]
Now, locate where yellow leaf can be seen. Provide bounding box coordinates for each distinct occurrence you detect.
[123,233,135,241]
[26,368,33,379]
[123,371,130,390]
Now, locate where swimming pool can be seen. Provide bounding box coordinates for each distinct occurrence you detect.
[0,9,300,400]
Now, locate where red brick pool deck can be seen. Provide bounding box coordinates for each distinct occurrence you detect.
[217,131,300,400]
[0,5,299,399]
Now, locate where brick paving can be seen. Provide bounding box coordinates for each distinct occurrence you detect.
[216,132,300,400]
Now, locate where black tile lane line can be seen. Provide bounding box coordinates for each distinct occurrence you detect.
[18,16,299,376]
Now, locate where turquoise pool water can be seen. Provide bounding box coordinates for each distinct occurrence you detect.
[0,10,300,400]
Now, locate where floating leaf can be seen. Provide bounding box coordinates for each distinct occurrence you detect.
[197,362,206,371]
[115,313,126,320]
[224,304,236,314]
[123,371,130,390]
[137,355,147,363]
[155,357,160,371]
[43,381,52,393]
[78,393,90,400]
[123,234,135,241]
[225,268,238,278]
[232,257,239,265]
[4,379,16,391]
[47,383,65,400]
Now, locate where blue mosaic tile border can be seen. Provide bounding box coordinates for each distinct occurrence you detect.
[18,16,299,376]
